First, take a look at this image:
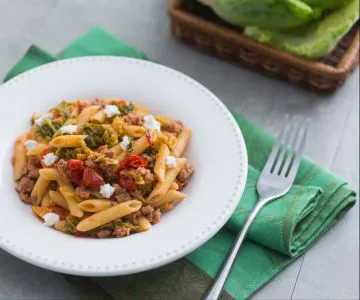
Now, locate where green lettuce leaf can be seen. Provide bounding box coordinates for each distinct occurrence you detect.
[244,0,359,58]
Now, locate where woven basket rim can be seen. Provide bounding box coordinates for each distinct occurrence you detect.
[169,0,359,80]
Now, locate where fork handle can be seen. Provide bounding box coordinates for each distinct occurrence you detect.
[202,199,268,300]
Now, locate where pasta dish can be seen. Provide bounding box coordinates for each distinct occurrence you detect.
[13,99,193,238]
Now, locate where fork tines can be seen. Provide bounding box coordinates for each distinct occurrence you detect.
[265,117,309,179]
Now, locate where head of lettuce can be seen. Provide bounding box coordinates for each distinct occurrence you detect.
[199,0,359,59]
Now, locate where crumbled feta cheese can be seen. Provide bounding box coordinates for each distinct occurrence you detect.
[166,156,177,169]
[42,213,60,226]
[34,113,52,126]
[103,105,120,118]
[100,184,115,199]
[43,153,58,166]
[143,115,161,132]
[60,124,78,134]
[24,139,38,151]
[120,135,132,151]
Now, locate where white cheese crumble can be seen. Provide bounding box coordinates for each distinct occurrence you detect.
[60,124,78,134]
[43,153,58,166]
[120,135,132,151]
[42,213,60,226]
[34,113,52,126]
[103,105,120,118]
[143,115,161,132]
[100,184,115,199]
[166,156,177,169]
[24,139,38,151]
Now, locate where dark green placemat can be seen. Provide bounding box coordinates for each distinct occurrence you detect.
[4,27,356,300]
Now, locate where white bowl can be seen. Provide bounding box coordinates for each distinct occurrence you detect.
[0,57,247,276]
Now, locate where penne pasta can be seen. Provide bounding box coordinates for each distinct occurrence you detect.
[170,182,179,190]
[137,216,152,232]
[152,190,186,208]
[48,190,69,210]
[78,200,114,213]
[59,186,84,218]
[90,110,106,123]
[118,135,150,160]
[39,168,61,181]
[77,105,100,127]
[173,128,191,157]
[26,143,48,156]
[146,158,186,203]
[154,144,170,182]
[13,136,26,180]
[76,200,142,232]
[49,135,87,148]
[13,99,194,239]
[133,104,150,114]
[29,124,38,140]
[41,191,54,207]
[31,175,50,205]
[124,125,146,138]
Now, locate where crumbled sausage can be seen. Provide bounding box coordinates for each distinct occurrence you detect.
[96,230,112,239]
[141,205,155,215]
[164,120,183,135]
[113,184,131,203]
[123,112,142,126]
[16,177,36,204]
[176,163,194,189]
[55,159,69,182]
[113,227,129,238]
[136,167,155,195]
[27,156,42,180]
[75,186,91,199]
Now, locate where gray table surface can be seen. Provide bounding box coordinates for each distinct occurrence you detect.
[0,1,358,299]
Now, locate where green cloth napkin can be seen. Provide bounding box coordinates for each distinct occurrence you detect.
[4,27,356,300]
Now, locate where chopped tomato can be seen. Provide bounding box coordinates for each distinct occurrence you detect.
[69,169,83,186]
[119,155,148,169]
[68,159,85,170]
[146,130,154,146]
[83,167,105,187]
[118,175,137,191]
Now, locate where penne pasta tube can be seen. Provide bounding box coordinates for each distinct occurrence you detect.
[76,200,142,232]
[76,105,100,127]
[59,187,84,217]
[151,190,186,208]
[159,201,174,213]
[155,115,171,127]
[29,124,37,140]
[118,135,150,160]
[48,190,69,210]
[110,143,124,156]
[124,125,146,138]
[146,158,186,203]
[31,175,50,205]
[170,182,179,190]
[137,216,152,232]
[133,104,150,114]
[41,191,53,207]
[154,144,170,182]
[173,128,191,157]
[13,136,26,180]
[90,110,106,123]
[39,168,61,181]
[26,143,48,156]
[78,200,114,213]
[49,135,87,148]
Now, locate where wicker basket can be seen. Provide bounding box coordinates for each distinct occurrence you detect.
[168,0,359,93]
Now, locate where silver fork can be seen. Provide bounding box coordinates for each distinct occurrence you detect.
[203,118,309,300]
